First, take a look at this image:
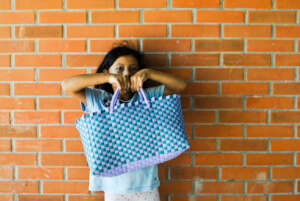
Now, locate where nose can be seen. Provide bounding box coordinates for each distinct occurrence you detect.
[123,69,131,76]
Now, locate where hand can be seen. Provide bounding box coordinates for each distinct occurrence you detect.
[130,69,150,92]
[107,74,131,92]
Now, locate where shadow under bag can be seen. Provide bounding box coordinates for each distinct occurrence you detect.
[76,87,190,177]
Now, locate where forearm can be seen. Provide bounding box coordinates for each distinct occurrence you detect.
[62,73,109,93]
[147,68,187,92]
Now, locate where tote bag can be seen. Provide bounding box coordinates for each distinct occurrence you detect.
[76,87,190,177]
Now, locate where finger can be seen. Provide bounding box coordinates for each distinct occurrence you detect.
[130,76,135,92]
[130,76,136,92]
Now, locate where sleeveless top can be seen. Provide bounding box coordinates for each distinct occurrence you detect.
[80,85,165,194]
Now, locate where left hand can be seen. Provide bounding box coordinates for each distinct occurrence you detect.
[130,68,150,92]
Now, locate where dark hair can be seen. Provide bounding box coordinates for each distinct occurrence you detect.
[95,41,151,94]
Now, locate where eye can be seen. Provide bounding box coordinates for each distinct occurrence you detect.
[116,66,123,72]
[131,66,138,71]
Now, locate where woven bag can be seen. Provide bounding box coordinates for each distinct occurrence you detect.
[76,87,190,177]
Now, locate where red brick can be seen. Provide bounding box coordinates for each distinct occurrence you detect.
[143,39,191,52]
[220,139,268,151]
[68,168,89,180]
[0,55,10,66]
[247,97,293,109]
[271,111,300,123]
[247,40,294,52]
[0,0,10,9]
[0,12,35,24]
[39,40,86,52]
[14,140,62,152]
[14,112,60,124]
[195,39,243,52]
[39,98,81,110]
[197,10,244,23]
[172,25,220,37]
[15,25,63,38]
[90,40,138,53]
[39,69,86,81]
[15,0,62,9]
[0,69,35,81]
[65,140,84,152]
[39,11,86,24]
[41,153,87,166]
[0,98,35,109]
[0,126,37,138]
[119,25,167,37]
[67,0,114,9]
[0,167,13,179]
[194,96,243,109]
[171,54,219,66]
[249,11,296,24]
[0,181,39,193]
[170,167,218,180]
[224,54,271,66]
[276,0,300,9]
[273,83,300,95]
[67,25,114,38]
[224,25,272,37]
[221,167,269,180]
[247,153,293,165]
[119,0,166,8]
[0,153,37,165]
[0,40,34,53]
[14,83,61,96]
[220,111,267,123]
[43,181,89,193]
[224,0,272,8]
[194,125,243,138]
[195,68,243,81]
[63,112,83,124]
[19,195,64,201]
[172,0,219,8]
[247,125,293,138]
[247,181,293,193]
[247,68,294,80]
[15,55,62,67]
[0,140,11,152]
[276,54,300,66]
[194,153,242,166]
[41,126,79,138]
[0,112,10,124]
[92,11,139,23]
[0,84,10,95]
[144,10,192,23]
[0,26,11,38]
[276,26,300,38]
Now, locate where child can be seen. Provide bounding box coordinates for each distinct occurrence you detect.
[62,41,187,201]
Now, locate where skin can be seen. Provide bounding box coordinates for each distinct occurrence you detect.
[103,55,141,100]
[62,55,187,103]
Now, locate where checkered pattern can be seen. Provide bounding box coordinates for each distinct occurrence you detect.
[76,94,190,177]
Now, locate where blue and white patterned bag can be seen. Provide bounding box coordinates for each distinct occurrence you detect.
[76,87,190,177]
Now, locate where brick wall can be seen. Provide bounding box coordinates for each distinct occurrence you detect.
[1,0,300,201]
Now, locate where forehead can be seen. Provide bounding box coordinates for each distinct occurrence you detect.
[112,55,138,65]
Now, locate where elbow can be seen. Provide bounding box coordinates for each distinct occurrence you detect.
[178,80,187,92]
[61,78,74,93]
[61,79,69,92]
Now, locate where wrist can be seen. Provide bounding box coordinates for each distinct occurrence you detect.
[143,68,154,80]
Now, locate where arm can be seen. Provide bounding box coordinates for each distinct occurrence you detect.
[146,68,187,95]
[62,73,110,103]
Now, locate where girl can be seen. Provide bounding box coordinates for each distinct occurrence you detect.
[62,41,187,201]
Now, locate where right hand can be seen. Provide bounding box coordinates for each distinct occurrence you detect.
[107,74,131,93]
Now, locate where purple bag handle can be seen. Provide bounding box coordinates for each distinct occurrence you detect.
[109,87,150,113]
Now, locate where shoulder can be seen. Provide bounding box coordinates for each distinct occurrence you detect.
[144,84,165,98]
[85,87,111,99]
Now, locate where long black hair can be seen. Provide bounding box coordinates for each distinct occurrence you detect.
[94,41,152,94]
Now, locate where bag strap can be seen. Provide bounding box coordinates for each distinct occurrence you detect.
[109,87,150,113]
